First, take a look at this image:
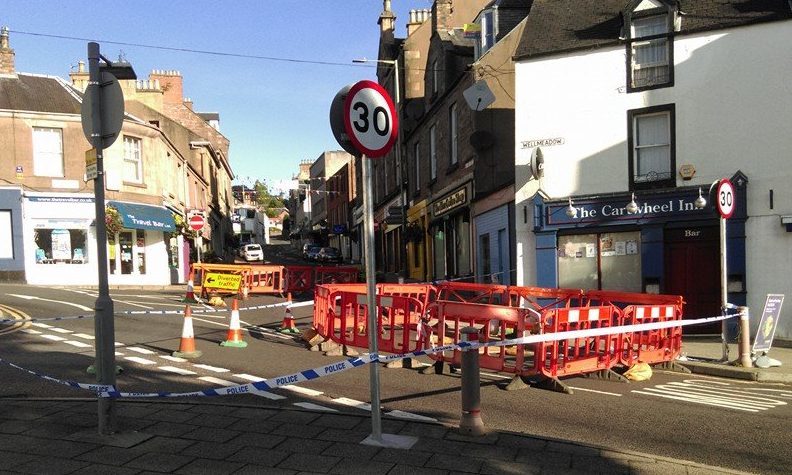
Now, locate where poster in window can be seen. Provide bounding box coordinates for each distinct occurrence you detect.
[626,240,639,255]
[51,229,71,260]
[585,243,596,258]
[600,234,616,257]
[615,241,626,256]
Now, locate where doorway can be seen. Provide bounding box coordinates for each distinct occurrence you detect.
[664,226,720,333]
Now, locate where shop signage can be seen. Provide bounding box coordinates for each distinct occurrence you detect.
[28,196,94,204]
[753,294,784,353]
[546,190,707,226]
[433,188,467,217]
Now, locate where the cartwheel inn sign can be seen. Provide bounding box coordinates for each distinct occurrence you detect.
[433,188,467,217]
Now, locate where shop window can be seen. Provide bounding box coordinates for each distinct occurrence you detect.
[625,1,674,91]
[123,136,143,184]
[32,127,64,177]
[558,231,641,292]
[455,213,471,276]
[0,210,12,259]
[628,104,675,189]
[33,228,87,264]
[108,229,146,275]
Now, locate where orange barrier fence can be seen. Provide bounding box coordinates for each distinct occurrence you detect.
[246,265,286,295]
[619,304,683,367]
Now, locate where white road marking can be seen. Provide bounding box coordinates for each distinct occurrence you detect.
[234,373,265,382]
[41,334,66,341]
[6,294,93,311]
[632,379,791,412]
[73,333,94,340]
[386,410,437,422]
[160,355,188,363]
[282,385,323,397]
[240,321,294,340]
[331,397,372,411]
[193,364,229,373]
[63,340,92,348]
[159,366,197,376]
[114,342,125,347]
[124,356,157,365]
[50,328,73,334]
[294,402,338,412]
[113,300,154,309]
[126,346,155,355]
[115,352,125,356]
[20,329,41,335]
[568,386,623,397]
[31,323,53,329]
[198,376,237,386]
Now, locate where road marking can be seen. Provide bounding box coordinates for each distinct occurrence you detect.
[113,300,154,309]
[73,333,95,340]
[160,355,188,363]
[331,397,371,411]
[193,364,229,373]
[198,376,237,386]
[124,356,157,365]
[294,402,338,412]
[114,342,125,347]
[567,386,623,397]
[63,340,92,348]
[231,374,288,400]
[20,329,42,335]
[632,379,791,412]
[41,334,66,342]
[282,385,324,397]
[32,323,53,329]
[50,328,73,334]
[115,352,125,356]
[126,346,155,355]
[386,410,437,422]
[160,366,197,376]
[6,294,93,311]
[240,322,294,340]
[234,373,265,382]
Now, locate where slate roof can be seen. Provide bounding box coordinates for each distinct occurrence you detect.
[0,73,81,114]
[514,0,792,60]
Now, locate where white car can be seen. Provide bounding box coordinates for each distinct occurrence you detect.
[241,243,263,262]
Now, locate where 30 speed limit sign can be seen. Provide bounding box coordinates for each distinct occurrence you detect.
[716,178,735,219]
[343,80,398,158]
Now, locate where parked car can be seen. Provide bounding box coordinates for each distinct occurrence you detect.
[317,247,342,264]
[303,245,322,261]
[241,243,263,262]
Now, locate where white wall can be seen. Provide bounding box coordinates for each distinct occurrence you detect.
[515,21,792,339]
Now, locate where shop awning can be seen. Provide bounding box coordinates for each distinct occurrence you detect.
[108,201,176,232]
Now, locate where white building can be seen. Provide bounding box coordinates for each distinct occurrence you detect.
[513,1,792,341]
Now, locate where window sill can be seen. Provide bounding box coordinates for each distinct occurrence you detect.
[123,181,147,189]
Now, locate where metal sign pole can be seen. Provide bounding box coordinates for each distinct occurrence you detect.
[362,153,383,441]
[720,215,729,361]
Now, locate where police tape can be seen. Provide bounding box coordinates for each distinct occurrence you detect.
[2,311,738,399]
[0,300,315,324]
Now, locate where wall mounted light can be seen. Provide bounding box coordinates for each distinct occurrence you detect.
[565,197,577,218]
[694,187,707,209]
[625,193,639,214]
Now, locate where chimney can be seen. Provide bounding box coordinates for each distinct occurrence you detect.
[407,9,430,37]
[149,69,184,104]
[0,26,16,75]
[69,60,89,91]
[378,0,396,42]
[432,0,453,34]
[183,97,193,110]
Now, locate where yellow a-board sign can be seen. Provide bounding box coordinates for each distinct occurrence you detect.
[202,272,242,291]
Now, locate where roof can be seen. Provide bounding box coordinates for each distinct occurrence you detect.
[198,112,219,121]
[0,73,81,114]
[514,0,792,60]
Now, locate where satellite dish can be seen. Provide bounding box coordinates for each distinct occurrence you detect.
[530,147,544,180]
[470,130,494,150]
[462,79,496,111]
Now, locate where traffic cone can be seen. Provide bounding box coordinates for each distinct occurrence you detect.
[279,305,299,334]
[181,270,198,303]
[220,299,248,348]
[173,305,203,359]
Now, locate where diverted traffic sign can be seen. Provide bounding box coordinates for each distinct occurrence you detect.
[189,214,205,231]
[203,273,242,291]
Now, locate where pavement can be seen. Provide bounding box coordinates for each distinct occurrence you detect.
[1,339,789,474]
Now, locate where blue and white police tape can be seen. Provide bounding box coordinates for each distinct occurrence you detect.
[0,314,95,325]
[0,356,115,394]
[97,352,376,398]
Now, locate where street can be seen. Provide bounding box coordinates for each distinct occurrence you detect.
[1,283,790,474]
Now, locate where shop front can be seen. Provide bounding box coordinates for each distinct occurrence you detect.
[473,186,515,285]
[429,183,473,281]
[534,184,747,331]
[406,200,429,282]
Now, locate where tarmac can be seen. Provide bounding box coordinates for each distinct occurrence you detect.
[1,339,789,475]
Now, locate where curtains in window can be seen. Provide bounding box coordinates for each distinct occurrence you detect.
[631,15,669,87]
[635,113,670,181]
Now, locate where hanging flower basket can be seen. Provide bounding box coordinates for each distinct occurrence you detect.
[105,206,124,236]
[173,213,197,238]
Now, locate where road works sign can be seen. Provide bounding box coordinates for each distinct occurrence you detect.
[202,273,242,291]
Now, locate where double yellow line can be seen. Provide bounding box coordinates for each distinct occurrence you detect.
[0,304,31,335]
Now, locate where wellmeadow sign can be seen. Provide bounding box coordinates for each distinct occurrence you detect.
[546,191,709,226]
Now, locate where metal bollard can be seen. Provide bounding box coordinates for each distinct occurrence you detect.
[739,306,752,368]
[458,326,485,436]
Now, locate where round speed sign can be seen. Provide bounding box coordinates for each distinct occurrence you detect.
[716,179,735,219]
[343,80,398,158]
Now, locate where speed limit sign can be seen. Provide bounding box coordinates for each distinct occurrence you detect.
[343,80,398,158]
[716,179,735,219]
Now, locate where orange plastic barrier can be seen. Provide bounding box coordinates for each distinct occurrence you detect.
[283,266,315,294]
[536,305,620,379]
[314,266,360,285]
[246,265,286,295]
[435,282,510,305]
[619,304,683,367]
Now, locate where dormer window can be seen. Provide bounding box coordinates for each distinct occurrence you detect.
[625,0,675,92]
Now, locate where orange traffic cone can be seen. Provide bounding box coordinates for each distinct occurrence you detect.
[181,270,198,303]
[220,299,248,348]
[173,305,203,359]
[279,305,299,334]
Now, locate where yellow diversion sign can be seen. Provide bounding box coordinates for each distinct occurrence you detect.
[202,272,242,291]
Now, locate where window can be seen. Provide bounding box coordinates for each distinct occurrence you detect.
[628,104,675,189]
[123,136,143,184]
[0,210,13,258]
[413,141,421,193]
[481,10,495,55]
[430,125,437,181]
[431,59,439,96]
[626,1,674,91]
[32,127,64,177]
[33,228,87,264]
[558,231,641,292]
[449,103,458,166]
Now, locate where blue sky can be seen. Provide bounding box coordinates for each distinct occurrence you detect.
[3,0,432,190]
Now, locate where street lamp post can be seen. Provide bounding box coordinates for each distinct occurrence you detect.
[353,57,407,281]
